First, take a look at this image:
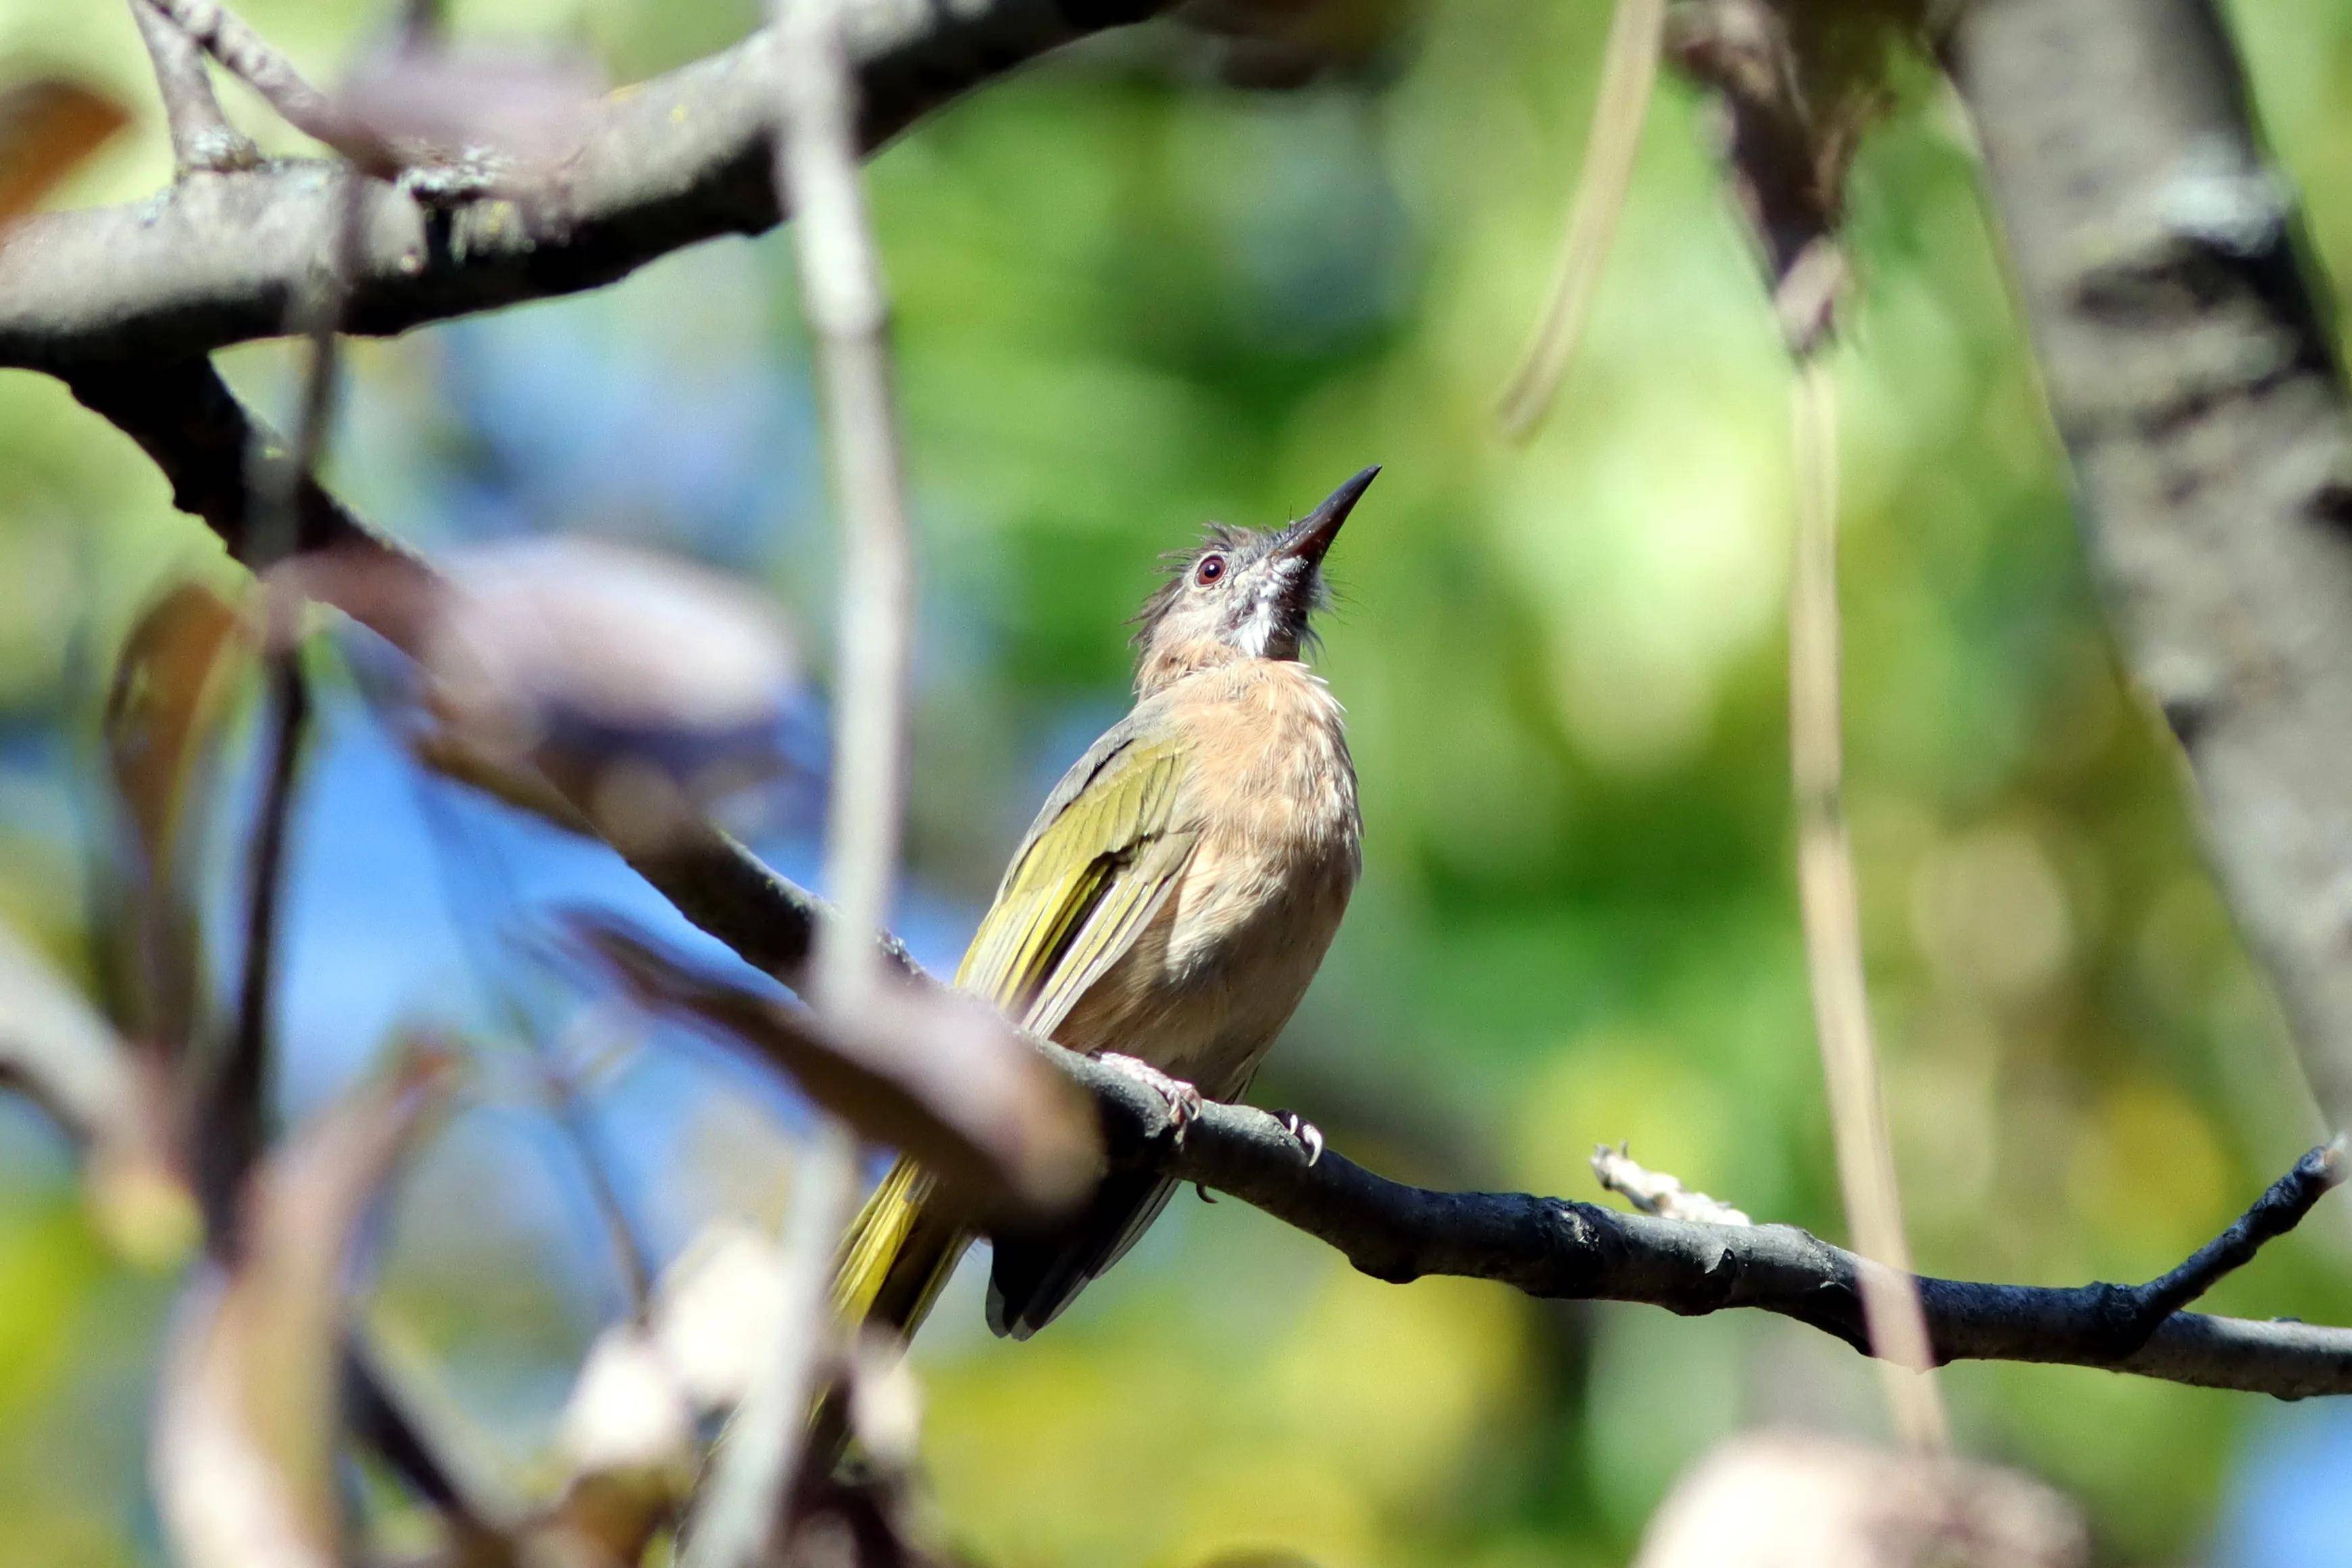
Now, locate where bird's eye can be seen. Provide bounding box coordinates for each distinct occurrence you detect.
[1194,554,1227,586]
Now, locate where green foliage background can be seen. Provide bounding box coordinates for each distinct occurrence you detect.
[6,1,2352,1564]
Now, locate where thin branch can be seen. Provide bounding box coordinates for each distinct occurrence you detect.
[0,0,1176,374]
[130,0,375,166]
[2122,1135,2345,1340]
[194,170,358,1255]
[1135,1081,2352,1401]
[1789,355,1949,1448]
[689,0,923,1554]
[1495,0,1664,438]
[783,0,915,1027]
[679,1124,858,1568]
[196,652,306,1254]
[125,0,260,175]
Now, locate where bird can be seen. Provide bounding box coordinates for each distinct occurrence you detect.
[831,464,1377,1346]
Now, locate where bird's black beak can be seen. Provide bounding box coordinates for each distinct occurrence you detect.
[1279,464,1380,567]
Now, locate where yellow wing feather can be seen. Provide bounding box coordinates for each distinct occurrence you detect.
[829,723,1198,1353]
[954,736,1194,1032]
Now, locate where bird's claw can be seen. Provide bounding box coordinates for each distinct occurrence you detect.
[1271,1109,1324,1167]
[1099,1054,1204,1146]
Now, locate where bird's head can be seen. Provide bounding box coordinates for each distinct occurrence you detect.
[1131,465,1379,696]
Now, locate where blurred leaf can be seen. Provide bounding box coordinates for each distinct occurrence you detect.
[333,44,604,177]
[0,78,127,226]
[153,1045,454,1568]
[540,1325,697,1565]
[103,579,254,1048]
[566,913,1098,1221]
[0,919,134,1147]
[107,581,249,875]
[280,541,798,845]
[0,920,196,1266]
[1632,1433,2088,1568]
[648,1220,791,1413]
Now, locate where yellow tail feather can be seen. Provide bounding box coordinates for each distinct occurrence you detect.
[830,1156,971,1342]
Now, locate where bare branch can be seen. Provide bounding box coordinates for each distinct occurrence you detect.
[132,0,378,167]
[126,0,260,175]
[0,0,1175,374]
[194,654,307,1254]
[689,0,925,1554]
[1137,1081,2352,1400]
[1947,0,2352,1137]
[2120,1135,2345,1342]
[679,1131,857,1568]
[781,0,915,1023]
[195,166,362,1256]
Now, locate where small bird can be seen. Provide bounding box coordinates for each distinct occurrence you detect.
[833,465,1377,1343]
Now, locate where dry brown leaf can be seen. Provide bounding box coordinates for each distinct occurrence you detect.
[567,914,1098,1221]
[107,580,251,873]
[105,579,256,1047]
[0,77,128,225]
[334,45,603,174]
[1633,1432,2088,1568]
[280,541,798,844]
[153,1045,454,1568]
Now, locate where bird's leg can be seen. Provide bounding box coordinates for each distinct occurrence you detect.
[1098,1053,1204,1146]
[1269,1109,1324,1167]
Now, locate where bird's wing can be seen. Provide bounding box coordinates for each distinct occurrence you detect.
[954,706,1198,1038]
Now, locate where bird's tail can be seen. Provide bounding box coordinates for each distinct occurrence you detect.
[829,1156,971,1344]
[811,1158,971,1475]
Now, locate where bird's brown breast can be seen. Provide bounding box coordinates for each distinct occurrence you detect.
[1057,659,1360,1094]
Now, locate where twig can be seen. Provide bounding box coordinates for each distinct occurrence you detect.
[1591,1144,1750,1226]
[679,1125,858,1568]
[1496,0,1665,438]
[779,0,916,1018]
[2117,1135,2345,1345]
[688,0,920,1558]
[196,652,306,1254]
[1789,353,1949,1450]
[125,0,260,175]
[132,0,391,169]
[197,161,360,1255]
[1135,1080,2352,1400]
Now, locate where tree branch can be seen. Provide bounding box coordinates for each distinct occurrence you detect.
[1946,0,2352,1134]
[0,0,1169,373]
[1126,1078,2352,1400]
[125,0,261,175]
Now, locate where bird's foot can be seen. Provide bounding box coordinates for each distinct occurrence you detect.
[1098,1054,1204,1146]
[1270,1108,1324,1167]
